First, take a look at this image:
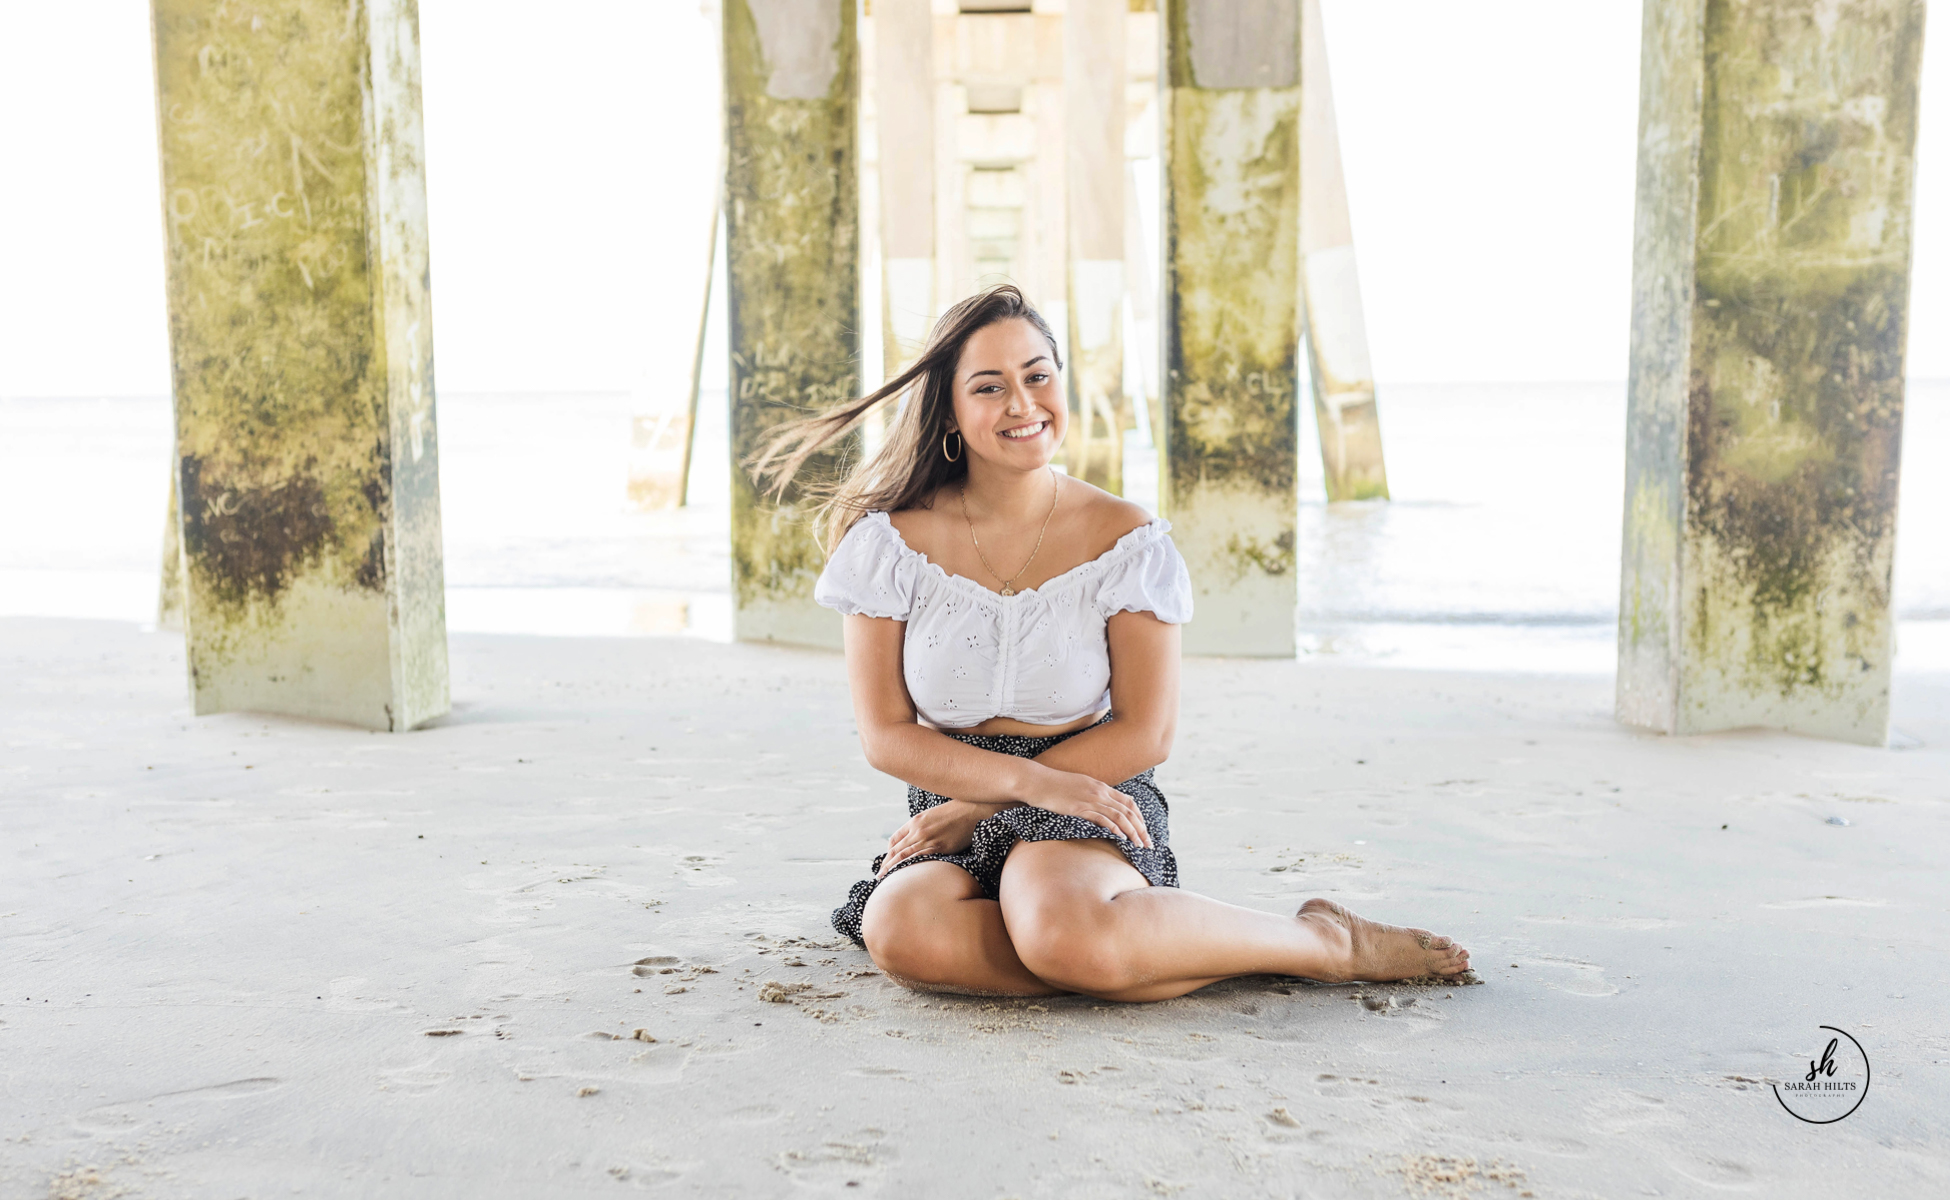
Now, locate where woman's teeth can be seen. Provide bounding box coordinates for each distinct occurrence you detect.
[1001,422,1046,440]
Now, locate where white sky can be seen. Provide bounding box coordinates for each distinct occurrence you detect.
[0,0,1943,397]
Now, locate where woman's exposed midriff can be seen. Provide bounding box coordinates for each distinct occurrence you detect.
[923,707,1110,739]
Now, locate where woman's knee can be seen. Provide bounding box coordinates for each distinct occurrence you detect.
[1007,905,1140,996]
[1000,841,1149,996]
[859,869,974,985]
[860,892,931,981]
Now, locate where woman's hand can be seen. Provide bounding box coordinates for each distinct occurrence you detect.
[877,800,990,878]
[1022,769,1153,849]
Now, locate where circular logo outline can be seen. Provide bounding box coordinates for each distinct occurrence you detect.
[1772,1025,1870,1125]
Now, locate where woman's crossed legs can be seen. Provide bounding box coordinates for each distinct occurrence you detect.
[860,839,1469,1001]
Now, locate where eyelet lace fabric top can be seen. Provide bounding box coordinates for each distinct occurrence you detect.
[813,510,1194,729]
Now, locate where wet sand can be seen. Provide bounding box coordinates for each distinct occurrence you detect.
[4,617,1947,1198]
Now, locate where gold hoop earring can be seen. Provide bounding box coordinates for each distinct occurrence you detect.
[942,430,963,462]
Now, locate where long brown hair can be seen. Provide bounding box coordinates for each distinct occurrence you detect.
[746,284,1064,551]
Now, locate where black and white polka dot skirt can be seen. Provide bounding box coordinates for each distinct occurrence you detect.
[832,718,1180,948]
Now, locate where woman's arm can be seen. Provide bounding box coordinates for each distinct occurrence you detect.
[1027,609,1179,784]
[843,614,1152,847]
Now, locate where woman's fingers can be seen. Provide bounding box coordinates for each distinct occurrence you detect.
[879,833,945,878]
[1086,801,1150,850]
[1101,788,1151,848]
[879,824,917,877]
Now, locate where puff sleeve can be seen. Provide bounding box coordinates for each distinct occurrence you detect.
[814,513,920,619]
[1093,522,1194,623]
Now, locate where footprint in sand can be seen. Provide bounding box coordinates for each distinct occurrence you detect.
[1311,1073,1384,1100]
[377,1063,451,1096]
[677,854,735,888]
[325,977,408,1013]
[1519,955,1618,997]
[69,1103,145,1137]
[776,1132,895,1185]
[601,1160,688,1188]
[623,1043,692,1081]
[1670,1155,1760,1189]
[1586,1091,1677,1136]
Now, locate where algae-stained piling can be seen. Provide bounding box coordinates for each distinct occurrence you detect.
[1619,0,1924,746]
[151,0,448,731]
[1298,0,1386,503]
[725,0,860,648]
[1163,0,1303,656]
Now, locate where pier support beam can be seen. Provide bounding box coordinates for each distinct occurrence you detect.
[1298,0,1387,502]
[1163,0,1302,656]
[1065,0,1130,493]
[724,0,859,647]
[1618,0,1924,745]
[151,0,448,730]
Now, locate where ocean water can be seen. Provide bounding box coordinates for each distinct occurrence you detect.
[2,381,1944,675]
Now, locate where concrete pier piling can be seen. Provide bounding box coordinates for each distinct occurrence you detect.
[1163,0,1303,656]
[724,0,859,647]
[1618,0,1925,745]
[1298,0,1386,503]
[151,0,448,731]
[1064,0,1131,494]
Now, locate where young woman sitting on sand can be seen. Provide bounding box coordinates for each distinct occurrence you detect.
[749,285,1469,1000]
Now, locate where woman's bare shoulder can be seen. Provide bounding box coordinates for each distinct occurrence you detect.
[886,492,953,556]
[1062,477,1153,550]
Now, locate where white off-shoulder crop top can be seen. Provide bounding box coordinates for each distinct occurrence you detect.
[813,510,1194,730]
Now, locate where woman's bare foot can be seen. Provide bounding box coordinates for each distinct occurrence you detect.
[1295,898,1470,982]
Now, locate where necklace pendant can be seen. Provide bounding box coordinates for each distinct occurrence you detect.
[999,585,1016,598]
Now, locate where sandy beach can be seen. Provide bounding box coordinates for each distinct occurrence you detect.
[4,617,1946,1198]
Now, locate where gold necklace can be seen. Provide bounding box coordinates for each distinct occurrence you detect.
[959,468,1059,597]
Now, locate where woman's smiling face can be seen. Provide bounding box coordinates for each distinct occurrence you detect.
[949,318,1066,471]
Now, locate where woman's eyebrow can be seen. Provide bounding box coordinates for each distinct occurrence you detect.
[964,355,1051,382]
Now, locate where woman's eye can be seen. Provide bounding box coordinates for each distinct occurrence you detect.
[1027,373,1049,384]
